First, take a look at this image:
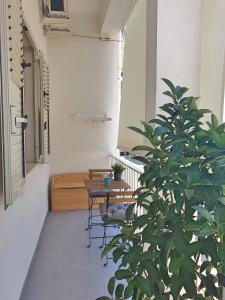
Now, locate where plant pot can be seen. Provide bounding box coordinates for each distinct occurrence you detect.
[114,172,122,181]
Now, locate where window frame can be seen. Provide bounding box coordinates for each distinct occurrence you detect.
[0,0,13,208]
[47,0,68,17]
[22,23,44,174]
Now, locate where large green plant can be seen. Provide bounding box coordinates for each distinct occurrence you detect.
[97,79,225,300]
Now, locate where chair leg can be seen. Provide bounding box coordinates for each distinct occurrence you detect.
[99,223,105,249]
[87,202,93,248]
[87,224,91,248]
[103,225,108,267]
[85,195,91,231]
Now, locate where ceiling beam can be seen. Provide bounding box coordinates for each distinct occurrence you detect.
[99,0,137,37]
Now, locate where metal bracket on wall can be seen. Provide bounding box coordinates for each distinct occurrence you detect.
[10,105,28,133]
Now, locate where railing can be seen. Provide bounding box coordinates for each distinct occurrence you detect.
[110,155,144,217]
[110,155,143,192]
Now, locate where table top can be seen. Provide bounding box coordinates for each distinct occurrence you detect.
[84,179,130,191]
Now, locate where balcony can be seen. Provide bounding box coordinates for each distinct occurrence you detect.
[0,0,225,300]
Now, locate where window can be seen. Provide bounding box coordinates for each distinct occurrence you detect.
[0,55,4,206]
[50,0,64,11]
[0,0,13,207]
[22,29,41,173]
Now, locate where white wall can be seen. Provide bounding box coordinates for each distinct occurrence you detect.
[0,1,49,299]
[118,0,147,150]
[156,0,202,111]
[48,36,120,174]
[200,0,225,122]
[22,0,48,58]
[0,165,49,300]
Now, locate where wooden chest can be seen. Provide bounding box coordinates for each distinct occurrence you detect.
[51,173,89,211]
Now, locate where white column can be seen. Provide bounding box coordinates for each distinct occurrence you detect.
[156,0,202,111]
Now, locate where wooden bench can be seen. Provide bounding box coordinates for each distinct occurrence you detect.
[51,173,89,211]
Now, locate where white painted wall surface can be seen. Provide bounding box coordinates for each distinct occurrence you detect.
[118,0,146,150]
[0,164,49,300]
[156,0,202,111]
[48,36,120,174]
[0,2,49,299]
[22,0,48,58]
[200,0,225,121]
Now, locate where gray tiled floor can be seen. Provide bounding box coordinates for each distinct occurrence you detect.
[21,211,119,300]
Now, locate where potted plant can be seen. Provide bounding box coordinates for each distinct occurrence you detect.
[97,79,225,300]
[111,162,125,181]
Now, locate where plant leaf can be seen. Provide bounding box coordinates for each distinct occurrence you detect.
[161,78,176,94]
[184,189,194,200]
[192,206,214,223]
[115,269,132,280]
[125,203,136,221]
[108,277,115,296]
[115,284,124,299]
[218,197,225,205]
[135,276,151,296]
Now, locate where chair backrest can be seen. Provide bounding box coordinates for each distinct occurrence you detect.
[88,169,113,180]
[108,191,135,203]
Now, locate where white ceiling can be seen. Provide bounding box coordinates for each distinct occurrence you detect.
[66,0,137,37]
[68,0,105,16]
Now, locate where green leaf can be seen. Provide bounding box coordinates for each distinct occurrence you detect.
[218,273,225,287]
[192,206,214,223]
[132,145,154,152]
[113,247,124,261]
[141,121,154,136]
[124,280,136,299]
[185,222,203,231]
[154,126,169,137]
[196,224,215,238]
[96,297,112,300]
[201,275,218,297]
[125,203,136,221]
[128,126,145,136]
[201,238,218,266]
[180,268,197,298]
[155,295,169,300]
[169,256,186,273]
[161,78,176,94]
[163,90,176,100]
[101,234,123,258]
[218,197,225,205]
[132,156,150,165]
[211,114,219,129]
[115,284,124,299]
[184,189,194,200]
[175,86,189,99]
[108,277,115,296]
[218,241,225,268]
[133,214,149,229]
[157,114,169,122]
[200,261,211,273]
[115,269,132,280]
[135,276,151,296]
[170,275,182,299]
[159,104,174,116]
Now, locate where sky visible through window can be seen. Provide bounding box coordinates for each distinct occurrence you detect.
[51,0,64,11]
